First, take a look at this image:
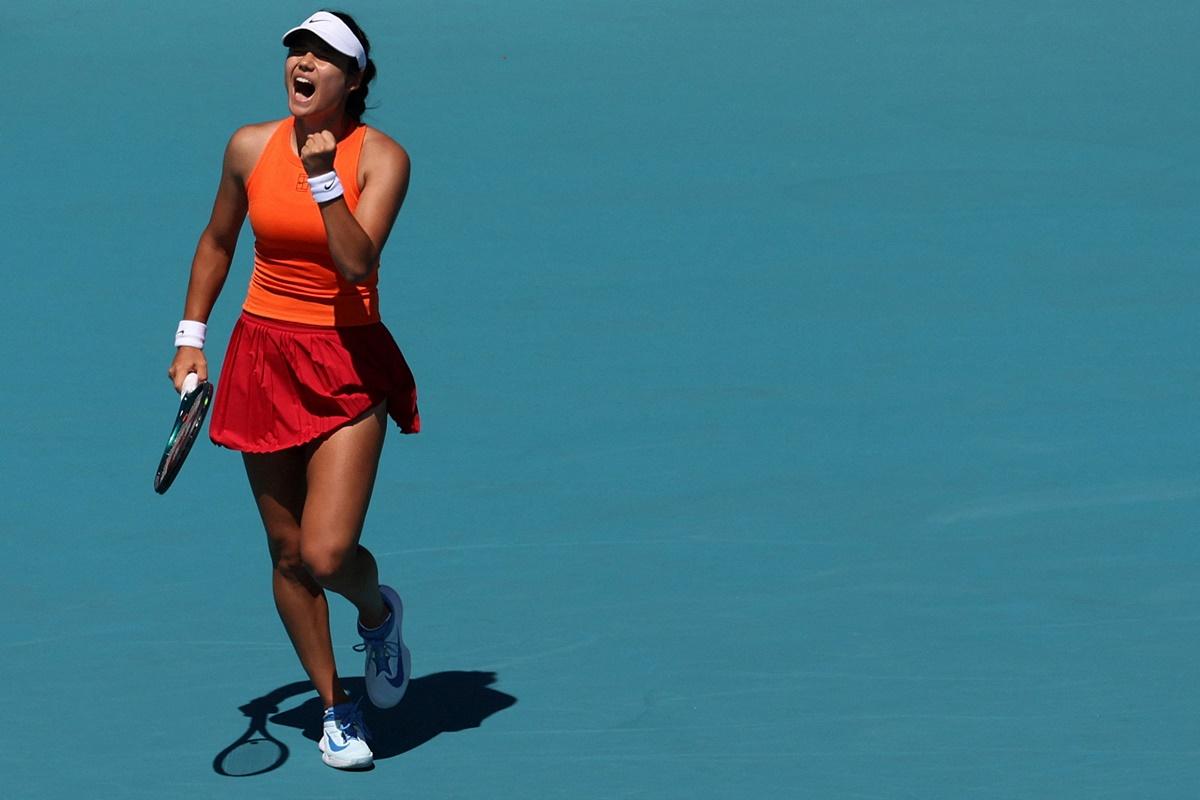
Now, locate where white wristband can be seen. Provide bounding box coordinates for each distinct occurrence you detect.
[307,170,344,204]
[175,319,207,349]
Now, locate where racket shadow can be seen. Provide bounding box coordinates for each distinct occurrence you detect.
[213,671,517,775]
[272,672,518,760]
[212,679,309,777]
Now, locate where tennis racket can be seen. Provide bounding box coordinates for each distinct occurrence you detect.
[153,372,213,494]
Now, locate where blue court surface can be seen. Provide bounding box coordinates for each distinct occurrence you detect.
[3,1,1199,797]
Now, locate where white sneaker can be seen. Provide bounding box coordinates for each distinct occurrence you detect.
[318,701,373,769]
[354,585,412,708]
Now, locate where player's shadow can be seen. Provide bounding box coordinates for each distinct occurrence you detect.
[213,671,516,776]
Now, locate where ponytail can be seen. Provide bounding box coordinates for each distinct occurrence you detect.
[329,10,376,121]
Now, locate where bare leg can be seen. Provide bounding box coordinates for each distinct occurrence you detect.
[243,447,352,710]
[299,402,390,629]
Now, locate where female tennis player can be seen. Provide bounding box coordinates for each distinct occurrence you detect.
[167,10,416,770]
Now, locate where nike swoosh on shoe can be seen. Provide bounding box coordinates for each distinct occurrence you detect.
[385,664,407,688]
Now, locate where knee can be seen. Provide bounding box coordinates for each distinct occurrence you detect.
[268,535,308,581]
[272,547,308,583]
[301,540,356,585]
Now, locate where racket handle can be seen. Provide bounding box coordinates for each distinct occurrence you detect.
[182,372,200,398]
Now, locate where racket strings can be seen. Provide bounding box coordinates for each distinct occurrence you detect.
[155,382,213,494]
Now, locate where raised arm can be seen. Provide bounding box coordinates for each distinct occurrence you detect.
[300,128,410,284]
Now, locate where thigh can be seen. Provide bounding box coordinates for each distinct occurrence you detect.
[301,402,388,549]
[243,447,308,565]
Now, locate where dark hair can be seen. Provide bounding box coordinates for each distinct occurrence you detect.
[328,10,376,121]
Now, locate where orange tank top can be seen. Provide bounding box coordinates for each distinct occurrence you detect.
[242,117,378,326]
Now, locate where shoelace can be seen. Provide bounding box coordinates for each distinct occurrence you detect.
[329,700,371,742]
[353,639,400,676]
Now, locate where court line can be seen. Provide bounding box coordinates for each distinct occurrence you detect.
[378,536,795,557]
[482,633,605,669]
[929,478,1200,525]
[0,635,293,651]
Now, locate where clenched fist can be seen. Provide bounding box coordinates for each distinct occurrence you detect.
[300,130,338,176]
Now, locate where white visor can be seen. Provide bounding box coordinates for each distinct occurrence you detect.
[282,11,366,71]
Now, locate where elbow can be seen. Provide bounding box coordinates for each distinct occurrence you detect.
[199,228,238,263]
[341,260,379,285]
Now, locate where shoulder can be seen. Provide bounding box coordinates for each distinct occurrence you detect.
[360,126,410,176]
[225,119,286,178]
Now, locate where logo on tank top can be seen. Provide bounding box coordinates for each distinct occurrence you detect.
[296,171,309,192]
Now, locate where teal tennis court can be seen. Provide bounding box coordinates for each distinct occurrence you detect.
[3,1,1198,797]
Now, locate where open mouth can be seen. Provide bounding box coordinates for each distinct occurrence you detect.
[294,76,316,99]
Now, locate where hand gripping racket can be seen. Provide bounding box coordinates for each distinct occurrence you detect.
[154,372,213,494]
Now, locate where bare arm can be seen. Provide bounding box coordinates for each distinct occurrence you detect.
[168,126,263,390]
[300,128,411,284]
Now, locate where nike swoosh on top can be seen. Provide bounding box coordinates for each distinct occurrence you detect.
[385,661,407,688]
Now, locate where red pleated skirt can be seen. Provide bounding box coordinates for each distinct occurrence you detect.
[209,312,420,453]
